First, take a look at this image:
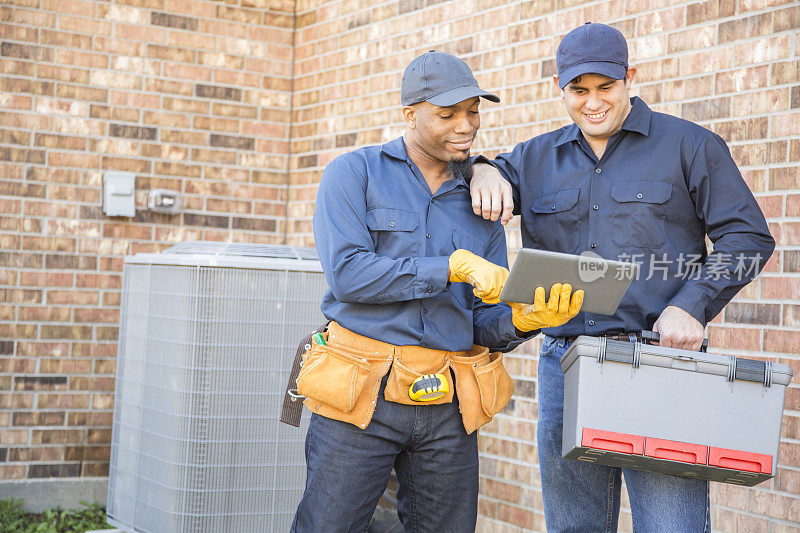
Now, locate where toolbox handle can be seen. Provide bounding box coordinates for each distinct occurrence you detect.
[639,330,708,353]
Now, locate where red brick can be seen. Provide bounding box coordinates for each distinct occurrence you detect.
[39,359,92,374]
[19,272,74,287]
[0,22,38,42]
[19,306,71,322]
[0,359,35,373]
[0,393,33,409]
[706,325,762,353]
[69,377,115,391]
[16,342,69,357]
[736,36,791,66]
[87,428,112,444]
[102,224,152,240]
[497,503,533,530]
[76,273,121,290]
[37,393,89,409]
[164,0,216,18]
[72,343,116,358]
[764,330,800,354]
[0,465,25,479]
[58,15,111,35]
[0,430,28,445]
[770,167,800,191]
[752,488,800,522]
[82,462,109,476]
[715,66,769,94]
[40,325,92,340]
[8,447,64,462]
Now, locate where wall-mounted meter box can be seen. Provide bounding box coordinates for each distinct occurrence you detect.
[103,171,136,217]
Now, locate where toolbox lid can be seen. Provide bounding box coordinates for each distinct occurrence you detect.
[560,336,793,387]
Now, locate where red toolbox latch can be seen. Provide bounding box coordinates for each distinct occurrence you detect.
[644,437,708,464]
[582,428,644,455]
[708,447,772,474]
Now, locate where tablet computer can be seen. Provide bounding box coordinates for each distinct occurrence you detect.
[499,248,638,316]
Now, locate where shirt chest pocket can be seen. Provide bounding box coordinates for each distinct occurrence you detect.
[527,188,580,253]
[610,181,672,249]
[366,207,419,256]
[448,229,485,309]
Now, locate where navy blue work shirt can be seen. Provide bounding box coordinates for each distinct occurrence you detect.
[313,136,528,352]
[490,97,774,337]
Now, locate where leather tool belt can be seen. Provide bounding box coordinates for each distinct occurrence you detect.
[287,321,514,434]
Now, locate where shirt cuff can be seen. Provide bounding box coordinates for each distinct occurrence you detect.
[468,155,498,185]
[415,256,450,298]
[494,314,537,352]
[666,290,709,327]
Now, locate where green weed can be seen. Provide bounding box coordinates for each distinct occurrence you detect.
[0,498,110,533]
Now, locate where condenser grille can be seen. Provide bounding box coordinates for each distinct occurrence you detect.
[165,241,319,260]
[108,252,326,533]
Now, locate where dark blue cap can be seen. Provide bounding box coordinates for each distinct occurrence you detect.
[401,50,500,107]
[556,23,628,89]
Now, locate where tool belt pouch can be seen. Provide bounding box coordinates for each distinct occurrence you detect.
[384,352,454,406]
[296,335,370,414]
[297,329,393,429]
[451,347,515,434]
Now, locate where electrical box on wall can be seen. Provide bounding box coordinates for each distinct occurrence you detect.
[103,171,135,217]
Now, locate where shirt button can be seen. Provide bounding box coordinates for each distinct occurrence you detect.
[422,308,428,314]
[595,168,602,174]
[593,205,599,210]
[426,233,431,239]
[551,204,557,210]
[588,320,595,326]
[426,285,433,293]
[590,242,597,248]
[389,221,395,227]
[636,193,643,199]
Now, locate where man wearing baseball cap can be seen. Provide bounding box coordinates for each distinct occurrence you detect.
[470,23,773,531]
[290,51,583,532]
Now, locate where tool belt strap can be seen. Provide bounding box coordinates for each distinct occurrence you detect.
[279,322,328,427]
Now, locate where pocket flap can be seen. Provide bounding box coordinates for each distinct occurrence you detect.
[530,188,580,214]
[610,181,672,204]
[452,229,484,255]
[366,208,419,231]
[297,345,371,414]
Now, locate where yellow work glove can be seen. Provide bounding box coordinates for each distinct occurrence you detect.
[509,283,584,332]
[448,249,509,304]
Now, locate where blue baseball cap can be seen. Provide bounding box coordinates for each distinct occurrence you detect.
[401,50,500,107]
[556,22,628,89]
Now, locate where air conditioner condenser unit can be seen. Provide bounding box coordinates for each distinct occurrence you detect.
[107,242,327,532]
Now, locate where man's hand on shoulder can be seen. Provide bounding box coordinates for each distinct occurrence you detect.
[652,305,705,351]
[470,163,514,225]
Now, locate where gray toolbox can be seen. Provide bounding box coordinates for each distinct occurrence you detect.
[560,332,793,486]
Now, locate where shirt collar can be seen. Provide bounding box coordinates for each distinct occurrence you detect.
[554,96,651,147]
[380,136,409,161]
[380,136,469,190]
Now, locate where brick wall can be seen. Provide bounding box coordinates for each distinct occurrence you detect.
[1,0,799,530]
[0,0,294,481]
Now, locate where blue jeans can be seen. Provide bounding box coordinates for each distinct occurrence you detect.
[291,380,478,533]
[538,336,710,533]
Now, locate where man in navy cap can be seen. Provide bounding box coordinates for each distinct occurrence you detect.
[469,23,774,531]
[291,51,583,532]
